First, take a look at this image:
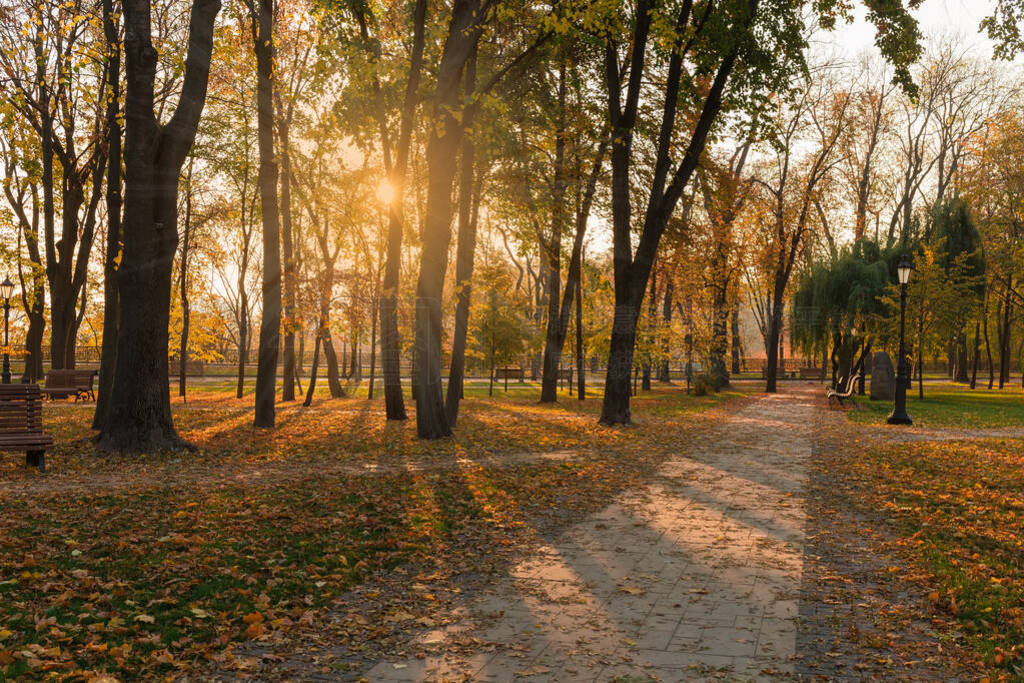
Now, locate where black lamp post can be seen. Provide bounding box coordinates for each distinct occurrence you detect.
[0,277,13,385]
[888,255,913,425]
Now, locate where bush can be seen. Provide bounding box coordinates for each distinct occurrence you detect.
[693,373,717,396]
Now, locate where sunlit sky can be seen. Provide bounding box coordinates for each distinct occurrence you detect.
[830,0,1003,59]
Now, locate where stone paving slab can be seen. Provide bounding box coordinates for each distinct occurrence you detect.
[365,388,816,681]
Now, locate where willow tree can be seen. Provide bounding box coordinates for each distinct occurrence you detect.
[96,0,220,452]
[594,0,922,423]
[791,239,893,384]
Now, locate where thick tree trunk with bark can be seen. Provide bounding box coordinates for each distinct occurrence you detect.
[96,0,220,453]
[413,0,488,439]
[323,331,345,398]
[252,0,281,428]
[764,293,784,394]
[444,51,479,426]
[598,0,740,424]
[94,0,122,427]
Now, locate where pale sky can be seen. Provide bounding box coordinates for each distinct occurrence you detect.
[830,0,1003,59]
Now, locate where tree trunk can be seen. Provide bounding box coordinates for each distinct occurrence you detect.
[178,160,193,399]
[999,278,1012,389]
[600,298,640,424]
[764,296,783,394]
[970,321,980,389]
[93,0,122,428]
[279,116,297,402]
[96,0,220,453]
[368,284,379,400]
[575,259,585,400]
[24,310,45,382]
[918,334,925,399]
[379,0,426,422]
[236,292,248,398]
[954,329,968,383]
[656,280,673,382]
[303,332,321,407]
[730,303,742,376]
[444,51,479,426]
[252,0,281,428]
[985,291,994,389]
[641,269,656,392]
[323,328,345,398]
[708,242,730,388]
[540,62,568,404]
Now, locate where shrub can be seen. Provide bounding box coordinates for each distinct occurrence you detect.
[693,373,717,396]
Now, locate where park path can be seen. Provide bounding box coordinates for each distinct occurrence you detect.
[364,387,816,681]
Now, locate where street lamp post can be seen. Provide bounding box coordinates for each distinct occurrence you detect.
[888,255,913,425]
[0,277,14,385]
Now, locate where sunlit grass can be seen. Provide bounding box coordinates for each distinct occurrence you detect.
[846,382,1024,429]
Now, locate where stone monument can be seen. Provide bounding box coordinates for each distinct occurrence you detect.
[870,350,895,401]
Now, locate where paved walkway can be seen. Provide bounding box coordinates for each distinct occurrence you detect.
[366,388,816,681]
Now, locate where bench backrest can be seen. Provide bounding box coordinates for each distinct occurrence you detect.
[44,369,96,389]
[70,369,97,387]
[0,384,44,435]
[836,373,860,394]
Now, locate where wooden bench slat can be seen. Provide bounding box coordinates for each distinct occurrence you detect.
[0,383,53,471]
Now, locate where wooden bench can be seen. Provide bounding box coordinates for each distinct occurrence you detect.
[826,373,860,408]
[41,369,98,401]
[494,367,524,381]
[175,359,205,377]
[0,384,53,472]
[799,367,823,379]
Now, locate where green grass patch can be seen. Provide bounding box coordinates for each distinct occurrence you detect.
[847,383,1024,429]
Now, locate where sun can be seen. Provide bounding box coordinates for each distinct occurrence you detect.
[376,178,397,205]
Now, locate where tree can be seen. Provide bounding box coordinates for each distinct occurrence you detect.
[933,198,985,383]
[697,135,755,388]
[247,0,282,428]
[0,1,109,369]
[593,0,921,424]
[94,0,122,427]
[96,0,220,452]
[470,264,528,397]
[332,0,429,421]
[748,65,852,393]
[412,0,550,438]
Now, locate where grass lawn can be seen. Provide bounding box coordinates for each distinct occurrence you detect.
[834,436,1024,675]
[846,382,1024,429]
[0,383,747,679]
